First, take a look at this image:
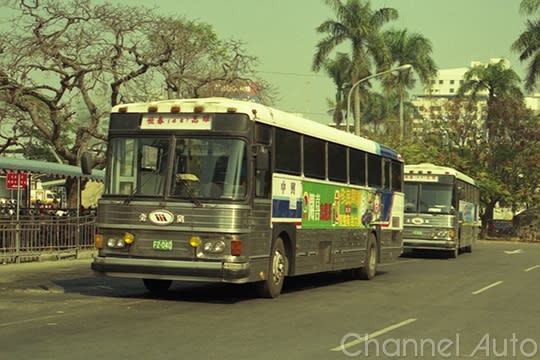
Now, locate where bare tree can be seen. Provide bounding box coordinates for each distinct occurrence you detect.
[0,0,269,207]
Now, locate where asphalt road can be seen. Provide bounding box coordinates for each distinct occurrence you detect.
[1,240,539,360]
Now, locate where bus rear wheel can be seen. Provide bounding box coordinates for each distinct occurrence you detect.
[143,279,172,294]
[257,237,287,298]
[359,234,378,280]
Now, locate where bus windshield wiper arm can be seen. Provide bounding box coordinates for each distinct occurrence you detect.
[175,176,202,207]
[123,167,162,205]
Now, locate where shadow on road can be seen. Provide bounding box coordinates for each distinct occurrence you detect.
[400,249,466,259]
[51,269,389,304]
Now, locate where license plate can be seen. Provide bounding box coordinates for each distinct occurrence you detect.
[152,240,173,251]
[412,230,423,236]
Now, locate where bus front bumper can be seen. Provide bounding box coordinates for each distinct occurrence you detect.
[403,239,457,251]
[91,256,251,284]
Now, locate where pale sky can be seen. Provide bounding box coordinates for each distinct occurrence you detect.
[23,0,537,124]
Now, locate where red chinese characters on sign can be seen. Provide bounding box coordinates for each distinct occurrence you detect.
[6,171,28,189]
[141,114,212,130]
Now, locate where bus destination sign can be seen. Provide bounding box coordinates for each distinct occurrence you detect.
[141,114,212,130]
[404,174,439,182]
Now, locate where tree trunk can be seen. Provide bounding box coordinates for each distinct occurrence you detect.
[399,86,404,143]
[479,200,497,239]
[65,177,81,212]
[353,86,361,135]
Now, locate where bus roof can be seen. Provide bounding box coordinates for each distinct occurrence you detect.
[404,163,476,185]
[111,97,402,161]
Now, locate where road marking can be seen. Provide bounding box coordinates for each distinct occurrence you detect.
[331,318,417,351]
[504,249,523,254]
[0,314,65,328]
[122,300,149,306]
[472,281,503,295]
[525,265,540,272]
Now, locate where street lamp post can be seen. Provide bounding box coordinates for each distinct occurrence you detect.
[346,64,412,135]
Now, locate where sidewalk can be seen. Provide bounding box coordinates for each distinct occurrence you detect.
[0,250,96,291]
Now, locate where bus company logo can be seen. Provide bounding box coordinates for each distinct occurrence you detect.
[148,210,175,226]
[411,217,424,225]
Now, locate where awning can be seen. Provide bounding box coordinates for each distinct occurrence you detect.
[0,157,104,181]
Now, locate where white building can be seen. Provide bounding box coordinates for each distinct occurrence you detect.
[411,58,519,133]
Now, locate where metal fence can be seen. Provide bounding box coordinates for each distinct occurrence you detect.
[0,214,96,264]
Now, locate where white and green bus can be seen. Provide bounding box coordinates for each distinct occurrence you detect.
[83,97,404,297]
[403,163,480,258]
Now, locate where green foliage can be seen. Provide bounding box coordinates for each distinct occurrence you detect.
[520,0,540,15]
[0,0,267,207]
[512,17,540,92]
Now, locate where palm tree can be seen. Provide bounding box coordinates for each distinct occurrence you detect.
[312,0,398,135]
[382,29,437,142]
[513,0,540,91]
[458,60,523,139]
[520,0,540,14]
[512,19,540,92]
[323,52,351,129]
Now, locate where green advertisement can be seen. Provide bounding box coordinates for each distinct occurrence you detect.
[302,181,383,229]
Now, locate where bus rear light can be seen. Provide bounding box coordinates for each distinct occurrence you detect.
[170,105,181,113]
[231,239,242,256]
[118,106,128,113]
[95,234,103,249]
[227,107,237,113]
[252,109,257,116]
[194,105,204,113]
[148,105,158,113]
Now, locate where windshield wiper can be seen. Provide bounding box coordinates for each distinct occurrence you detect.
[123,167,162,205]
[175,175,202,207]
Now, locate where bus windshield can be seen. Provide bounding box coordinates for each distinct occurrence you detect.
[404,182,454,214]
[105,137,247,200]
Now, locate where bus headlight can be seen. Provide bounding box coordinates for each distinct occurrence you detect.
[106,237,126,248]
[432,229,456,240]
[203,239,226,254]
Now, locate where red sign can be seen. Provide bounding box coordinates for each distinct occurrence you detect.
[6,172,28,189]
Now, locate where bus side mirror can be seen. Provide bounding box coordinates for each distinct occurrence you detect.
[255,146,270,171]
[81,152,95,175]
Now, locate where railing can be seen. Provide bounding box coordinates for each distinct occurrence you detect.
[0,213,96,264]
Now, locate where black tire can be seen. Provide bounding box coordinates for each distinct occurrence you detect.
[257,237,287,298]
[359,234,378,280]
[143,279,172,294]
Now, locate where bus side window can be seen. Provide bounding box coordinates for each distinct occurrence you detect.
[255,123,272,198]
[255,147,271,198]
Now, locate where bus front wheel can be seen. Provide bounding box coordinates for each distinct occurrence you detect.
[257,237,287,298]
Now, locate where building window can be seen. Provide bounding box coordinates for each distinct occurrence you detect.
[460,80,464,85]
[450,80,455,85]
[439,80,444,85]
[450,88,455,93]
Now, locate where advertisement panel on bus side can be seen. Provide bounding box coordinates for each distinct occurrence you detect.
[271,174,398,230]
